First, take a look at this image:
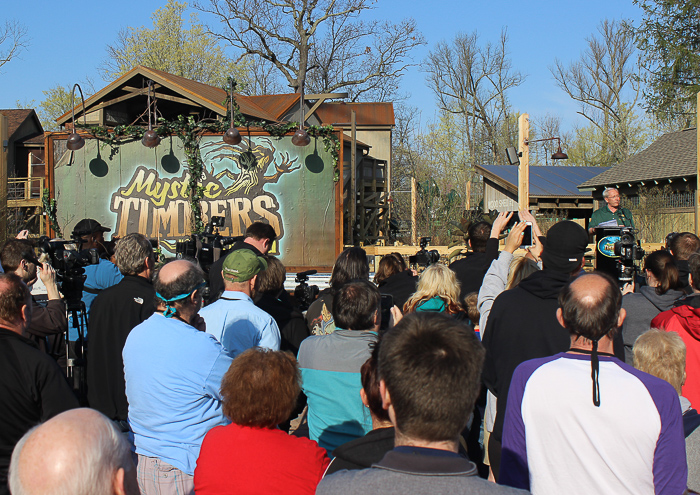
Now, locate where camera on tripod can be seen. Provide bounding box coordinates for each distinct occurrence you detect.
[37,236,100,306]
[294,269,319,311]
[176,216,241,274]
[613,228,645,284]
[409,237,440,267]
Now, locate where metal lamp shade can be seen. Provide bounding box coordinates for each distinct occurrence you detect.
[142,129,161,148]
[291,128,311,147]
[223,127,242,145]
[67,132,85,151]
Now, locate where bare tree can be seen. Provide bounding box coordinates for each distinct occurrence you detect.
[550,19,639,166]
[194,0,424,98]
[0,20,28,71]
[424,30,524,167]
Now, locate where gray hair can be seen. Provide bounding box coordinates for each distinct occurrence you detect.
[115,233,153,276]
[602,187,618,199]
[9,410,134,495]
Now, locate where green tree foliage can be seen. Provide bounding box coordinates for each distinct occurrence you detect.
[101,0,250,90]
[633,0,700,130]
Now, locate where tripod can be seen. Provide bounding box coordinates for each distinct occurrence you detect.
[66,299,88,404]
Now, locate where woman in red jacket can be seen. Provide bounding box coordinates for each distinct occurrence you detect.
[195,348,329,494]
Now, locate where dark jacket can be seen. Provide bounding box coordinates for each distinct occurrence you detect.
[28,297,68,360]
[206,241,263,305]
[327,427,395,475]
[449,238,499,300]
[377,270,418,311]
[0,327,78,495]
[621,286,685,363]
[87,275,155,421]
[676,259,694,295]
[254,289,309,355]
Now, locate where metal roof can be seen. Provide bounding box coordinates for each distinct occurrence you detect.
[314,102,395,127]
[477,165,609,197]
[578,127,697,189]
[246,94,300,121]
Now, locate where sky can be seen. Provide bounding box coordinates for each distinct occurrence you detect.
[0,0,644,134]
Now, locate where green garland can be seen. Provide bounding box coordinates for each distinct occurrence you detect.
[76,78,339,233]
[42,188,62,238]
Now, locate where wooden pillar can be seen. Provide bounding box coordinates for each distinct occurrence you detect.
[696,93,700,234]
[350,110,357,245]
[518,113,530,212]
[0,115,7,240]
[411,176,418,245]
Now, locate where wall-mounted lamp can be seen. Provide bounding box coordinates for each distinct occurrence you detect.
[223,77,242,145]
[525,136,568,160]
[142,80,161,148]
[505,146,521,165]
[67,84,87,151]
[291,79,310,147]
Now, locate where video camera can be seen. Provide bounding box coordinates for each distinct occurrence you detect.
[176,216,241,274]
[37,237,100,306]
[409,237,440,268]
[613,228,645,284]
[294,269,319,311]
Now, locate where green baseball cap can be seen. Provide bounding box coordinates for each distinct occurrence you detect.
[222,249,268,282]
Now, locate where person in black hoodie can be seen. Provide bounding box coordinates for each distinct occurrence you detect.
[482,220,589,481]
[253,255,309,355]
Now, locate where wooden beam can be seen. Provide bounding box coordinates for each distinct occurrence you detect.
[518,113,530,211]
[411,176,418,246]
[350,110,357,245]
[305,97,327,122]
[305,93,349,99]
[122,84,162,93]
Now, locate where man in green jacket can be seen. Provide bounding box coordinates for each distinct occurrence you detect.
[588,187,635,234]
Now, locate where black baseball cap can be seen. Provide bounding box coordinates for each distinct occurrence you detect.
[541,221,590,273]
[72,218,111,238]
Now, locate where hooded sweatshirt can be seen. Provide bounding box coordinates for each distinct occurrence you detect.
[621,286,685,364]
[326,427,395,475]
[652,304,700,408]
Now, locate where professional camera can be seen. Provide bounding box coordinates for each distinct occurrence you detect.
[294,269,319,311]
[176,216,241,274]
[37,237,100,306]
[409,237,440,267]
[613,228,645,284]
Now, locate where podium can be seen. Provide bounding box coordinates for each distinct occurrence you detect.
[594,226,624,279]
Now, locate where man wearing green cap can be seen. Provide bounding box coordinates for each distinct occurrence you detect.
[200,249,280,358]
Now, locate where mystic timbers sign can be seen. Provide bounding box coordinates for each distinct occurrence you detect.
[51,133,341,269]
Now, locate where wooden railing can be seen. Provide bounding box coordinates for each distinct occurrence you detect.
[7,177,44,207]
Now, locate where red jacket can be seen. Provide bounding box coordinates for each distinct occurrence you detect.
[652,305,700,408]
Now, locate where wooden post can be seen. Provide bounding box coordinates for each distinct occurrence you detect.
[350,110,357,245]
[465,178,472,212]
[0,115,7,241]
[696,92,700,234]
[518,113,530,212]
[411,176,418,245]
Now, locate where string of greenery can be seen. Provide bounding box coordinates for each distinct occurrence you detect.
[73,77,340,233]
[42,188,62,238]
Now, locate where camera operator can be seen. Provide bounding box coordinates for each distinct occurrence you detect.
[69,219,123,334]
[0,240,67,360]
[205,222,277,305]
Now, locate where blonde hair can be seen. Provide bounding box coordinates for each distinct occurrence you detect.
[506,256,539,290]
[633,328,686,394]
[403,264,463,314]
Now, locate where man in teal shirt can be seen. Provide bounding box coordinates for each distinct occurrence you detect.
[588,187,634,234]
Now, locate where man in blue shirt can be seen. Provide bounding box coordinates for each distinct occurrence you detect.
[123,259,232,495]
[68,219,122,341]
[200,249,280,358]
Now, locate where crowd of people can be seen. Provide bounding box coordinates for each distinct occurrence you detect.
[1,210,700,494]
